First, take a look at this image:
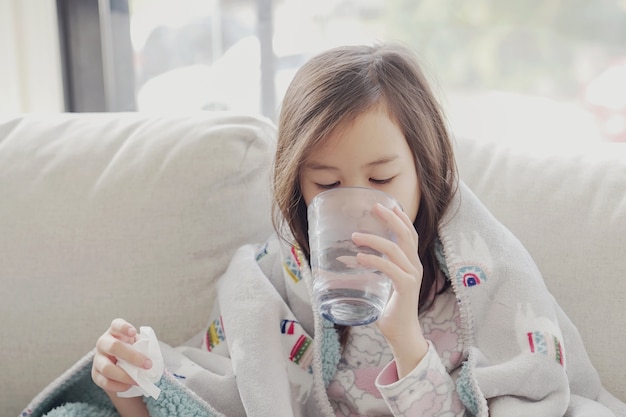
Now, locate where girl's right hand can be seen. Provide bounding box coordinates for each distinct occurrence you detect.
[91,318,153,393]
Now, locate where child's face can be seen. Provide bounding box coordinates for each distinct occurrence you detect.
[299,106,420,223]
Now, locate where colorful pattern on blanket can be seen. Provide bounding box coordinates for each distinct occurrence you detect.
[21,182,624,417]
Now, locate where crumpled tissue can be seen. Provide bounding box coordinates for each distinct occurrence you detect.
[116,326,164,399]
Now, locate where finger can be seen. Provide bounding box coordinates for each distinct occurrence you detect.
[96,333,152,370]
[352,231,418,277]
[91,355,136,392]
[392,205,419,243]
[371,205,421,276]
[356,250,420,293]
[373,204,419,251]
[109,318,137,342]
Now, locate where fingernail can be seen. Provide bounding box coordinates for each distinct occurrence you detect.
[143,359,153,369]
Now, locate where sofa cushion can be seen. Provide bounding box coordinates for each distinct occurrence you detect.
[455,136,626,402]
[0,112,276,415]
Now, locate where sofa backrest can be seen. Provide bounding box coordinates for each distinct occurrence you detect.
[455,136,626,402]
[0,112,277,416]
[2,111,624,415]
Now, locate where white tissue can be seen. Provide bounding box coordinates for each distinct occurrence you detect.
[116,326,164,399]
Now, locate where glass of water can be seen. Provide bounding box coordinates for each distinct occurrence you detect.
[307,186,400,326]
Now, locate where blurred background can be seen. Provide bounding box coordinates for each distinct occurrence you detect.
[2,0,626,148]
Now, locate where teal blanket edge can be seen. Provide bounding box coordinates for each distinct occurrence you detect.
[20,352,222,417]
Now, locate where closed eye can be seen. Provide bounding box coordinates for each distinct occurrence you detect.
[315,181,340,189]
[370,177,394,185]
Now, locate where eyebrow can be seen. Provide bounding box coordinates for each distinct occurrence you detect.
[304,155,399,171]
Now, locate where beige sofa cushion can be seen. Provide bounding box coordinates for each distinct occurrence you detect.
[0,112,276,416]
[455,137,626,402]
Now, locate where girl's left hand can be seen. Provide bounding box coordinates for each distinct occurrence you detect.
[351,203,429,377]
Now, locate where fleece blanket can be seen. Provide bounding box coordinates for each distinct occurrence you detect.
[21,182,625,417]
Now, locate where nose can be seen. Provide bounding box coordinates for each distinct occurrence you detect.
[337,185,376,219]
[342,205,370,220]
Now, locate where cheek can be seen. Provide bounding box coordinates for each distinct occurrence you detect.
[299,181,318,207]
[405,198,419,224]
[396,195,419,224]
[392,180,420,223]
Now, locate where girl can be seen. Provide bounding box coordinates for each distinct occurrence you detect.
[90,43,622,417]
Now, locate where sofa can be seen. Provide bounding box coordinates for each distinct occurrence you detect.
[1,111,624,417]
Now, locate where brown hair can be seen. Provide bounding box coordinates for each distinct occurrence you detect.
[272,43,458,345]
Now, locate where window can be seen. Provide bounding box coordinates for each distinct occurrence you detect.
[18,0,626,146]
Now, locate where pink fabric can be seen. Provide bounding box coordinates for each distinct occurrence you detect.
[328,288,466,416]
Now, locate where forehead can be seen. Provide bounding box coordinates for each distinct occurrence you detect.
[307,106,409,161]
